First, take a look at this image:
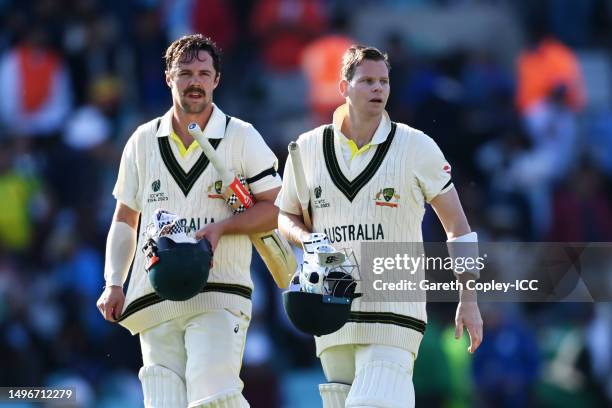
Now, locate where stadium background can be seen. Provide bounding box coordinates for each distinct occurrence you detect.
[1,0,612,406]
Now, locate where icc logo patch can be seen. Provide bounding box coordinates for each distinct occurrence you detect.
[375,187,400,208]
[148,179,168,203]
[313,185,330,209]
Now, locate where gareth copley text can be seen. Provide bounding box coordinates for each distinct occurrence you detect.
[373,279,539,293]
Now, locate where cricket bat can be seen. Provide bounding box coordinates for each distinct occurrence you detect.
[188,122,296,288]
[288,141,312,229]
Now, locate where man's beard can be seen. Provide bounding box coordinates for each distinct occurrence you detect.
[178,87,208,114]
[179,96,208,114]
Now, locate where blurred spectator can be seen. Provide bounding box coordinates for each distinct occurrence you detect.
[162,0,192,41]
[300,13,354,124]
[462,49,514,110]
[62,2,125,107]
[250,0,328,73]
[191,0,238,55]
[161,0,240,57]
[44,75,120,220]
[519,85,579,237]
[474,126,533,241]
[523,85,577,174]
[247,0,330,126]
[130,6,168,117]
[516,30,585,113]
[0,138,44,252]
[0,24,72,139]
[548,161,612,242]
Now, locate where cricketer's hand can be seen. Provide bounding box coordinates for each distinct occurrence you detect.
[97,286,125,322]
[455,301,483,353]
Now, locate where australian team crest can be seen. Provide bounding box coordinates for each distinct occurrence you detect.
[152,179,161,192]
[383,188,395,201]
[375,187,400,208]
[315,185,322,199]
[207,180,224,199]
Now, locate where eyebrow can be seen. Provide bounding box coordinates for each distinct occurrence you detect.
[177,68,213,73]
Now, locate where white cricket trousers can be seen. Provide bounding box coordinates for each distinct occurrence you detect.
[319,344,415,408]
[139,309,249,406]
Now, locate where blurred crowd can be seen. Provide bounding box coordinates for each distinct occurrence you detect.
[1,0,612,407]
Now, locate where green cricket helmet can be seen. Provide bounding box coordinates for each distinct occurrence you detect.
[143,235,213,301]
[283,290,355,337]
[142,209,213,301]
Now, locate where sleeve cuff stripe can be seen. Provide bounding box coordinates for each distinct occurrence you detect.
[246,167,277,184]
[442,179,453,190]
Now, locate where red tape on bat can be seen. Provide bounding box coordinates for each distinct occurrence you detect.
[230,178,254,208]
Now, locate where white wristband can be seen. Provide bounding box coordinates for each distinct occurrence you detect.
[104,221,137,287]
[446,232,480,279]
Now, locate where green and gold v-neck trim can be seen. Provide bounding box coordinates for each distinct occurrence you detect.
[158,136,221,196]
[157,115,230,196]
[322,122,397,202]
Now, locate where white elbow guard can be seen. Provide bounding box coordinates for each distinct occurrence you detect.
[104,221,137,287]
[446,232,480,279]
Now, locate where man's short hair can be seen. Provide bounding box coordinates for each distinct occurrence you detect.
[341,45,391,82]
[164,34,222,77]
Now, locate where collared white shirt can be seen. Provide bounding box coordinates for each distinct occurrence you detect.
[331,104,393,177]
[159,103,228,158]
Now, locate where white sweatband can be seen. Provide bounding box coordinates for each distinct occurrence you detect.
[446,232,480,279]
[104,221,137,287]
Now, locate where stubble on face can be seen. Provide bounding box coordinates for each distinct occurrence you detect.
[178,86,207,114]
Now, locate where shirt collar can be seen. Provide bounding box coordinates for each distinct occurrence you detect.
[156,103,227,139]
[331,103,392,146]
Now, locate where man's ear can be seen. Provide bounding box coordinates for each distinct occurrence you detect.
[339,79,349,98]
[165,71,172,88]
[213,73,221,90]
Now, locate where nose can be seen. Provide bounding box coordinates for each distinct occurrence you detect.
[189,77,203,88]
[187,74,205,88]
